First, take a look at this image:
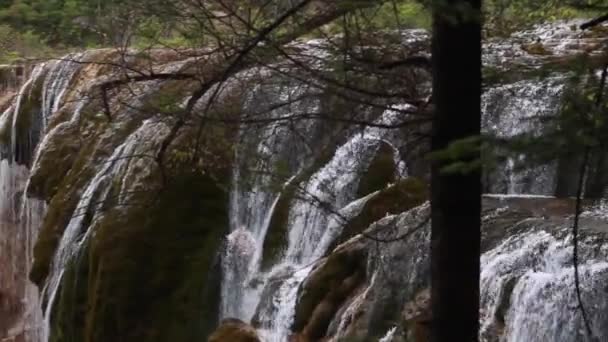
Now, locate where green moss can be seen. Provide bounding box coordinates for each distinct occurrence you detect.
[292,241,367,334]
[30,95,165,286]
[49,240,92,342]
[45,169,229,342]
[30,132,100,286]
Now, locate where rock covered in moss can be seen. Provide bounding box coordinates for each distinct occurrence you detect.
[329,177,427,252]
[208,318,260,342]
[292,237,368,341]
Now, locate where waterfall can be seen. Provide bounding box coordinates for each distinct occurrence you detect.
[222,79,322,320]
[0,162,45,341]
[0,53,186,341]
[2,20,608,342]
[222,102,408,341]
[0,63,49,341]
[40,53,87,126]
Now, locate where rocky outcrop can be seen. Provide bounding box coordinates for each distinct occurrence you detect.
[293,196,608,341]
[0,50,245,341]
[292,237,368,341]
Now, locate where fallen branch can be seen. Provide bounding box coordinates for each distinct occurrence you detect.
[580,13,608,30]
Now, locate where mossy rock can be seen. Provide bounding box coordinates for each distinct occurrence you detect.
[329,177,427,252]
[292,238,368,337]
[30,124,104,286]
[581,24,608,39]
[44,169,229,342]
[356,142,397,198]
[48,239,92,342]
[208,318,260,342]
[0,71,45,165]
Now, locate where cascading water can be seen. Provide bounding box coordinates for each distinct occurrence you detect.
[482,76,565,195]
[222,79,324,320]
[0,62,51,341]
[222,102,409,341]
[480,224,608,341]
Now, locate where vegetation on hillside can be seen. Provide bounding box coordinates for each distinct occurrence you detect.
[1,0,603,63]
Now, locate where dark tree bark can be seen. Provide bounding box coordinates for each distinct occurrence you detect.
[555,153,583,197]
[430,0,482,341]
[584,150,608,198]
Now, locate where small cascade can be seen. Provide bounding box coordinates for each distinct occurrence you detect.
[40,53,87,125]
[480,227,608,342]
[481,227,608,342]
[379,326,397,342]
[283,107,403,264]
[221,228,258,319]
[0,63,49,341]
[222,80,322,320]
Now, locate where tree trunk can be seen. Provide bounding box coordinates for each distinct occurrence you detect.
[555,153,582,197]
[584,149,608,198]
[430,0,482,341]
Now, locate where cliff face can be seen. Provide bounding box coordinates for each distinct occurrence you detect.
[0,42,421,341]
[1,20,608,342]
[0,50,239,341]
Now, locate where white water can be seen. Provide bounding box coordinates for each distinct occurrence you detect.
[222,80,322,320]
[480,227,608,342]
[379,326,397,342]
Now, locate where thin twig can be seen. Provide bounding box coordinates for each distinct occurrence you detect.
[573,147,594,340]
